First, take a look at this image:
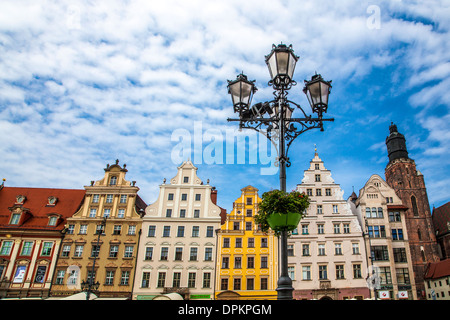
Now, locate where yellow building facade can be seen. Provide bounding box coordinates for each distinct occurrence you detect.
[215,186,278,300]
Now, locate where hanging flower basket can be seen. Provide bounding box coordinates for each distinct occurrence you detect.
[254,189,309,233]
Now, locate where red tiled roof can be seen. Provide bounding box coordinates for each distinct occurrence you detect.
[0,187,85,232]
[424,259,450,279]
[432,201,450,237]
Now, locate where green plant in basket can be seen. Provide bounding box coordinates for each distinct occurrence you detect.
[254,189,310,233]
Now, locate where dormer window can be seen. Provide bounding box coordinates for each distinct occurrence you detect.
[10,213,21,225]
[16,195,26,204]
[47,196,58,206]
[110,176,117,186]
[48,216,58,226]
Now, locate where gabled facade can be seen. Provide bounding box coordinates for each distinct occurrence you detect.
[292,151,369,300]
[215,186,278,300]
[354,174,417,300]
[50,160,146,299]
[0,186,85,299]
[133,160,225,300]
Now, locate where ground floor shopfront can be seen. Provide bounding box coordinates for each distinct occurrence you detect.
[293,287,370,300]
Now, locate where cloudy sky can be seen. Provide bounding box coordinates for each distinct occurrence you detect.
[0,0,449,213]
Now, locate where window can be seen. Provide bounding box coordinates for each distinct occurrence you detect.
[190,247,198,261]
[233,222,240,230]
[379,267,392,284]
[343,224,350,233]
[396,268,410,284]
[235,238,242,248]
[67,224,75,234]
[334,224,340,234]
[160,247,168,260]
[92,194,99,203]
[74,245,84,257]
[315,164,320,170]
[246,209,252,217]
[106,194,113,203]
[113,225,121,235]
[148,225,156,237]
[89,209,97,218]
[411,196,419,216]
[222,257,229,269]
[120,271,130,285]
[103,209,111,218]
[206,226,214,237]
[315,174,321,182]
[260,278,268,290]
[10,213,20,225]
[188,272,196,288]
[261,238,268,248]
[336,265,345,279]
[302,266,311,280]
[392,229,404,240]
[48,216,58,226]
[56,270,65,285]
[21,241,34,256]
[181,193,187,201]
[91,245,100,258]
[79,224,87,235]
[180,209,186,218]
[317,224,324,234]
[302,244,310,256]
[144,247,153,260]
[316,189,322,196]
[157,272,166,287]
[318,244,326,256]
[247,256,255,268]
[307,189,313,196]
[319,265,328,280]
[109,245,119,258]
[221,278,228,290]
[195,194,201,201]
[168,193,174,200]
[388,211,401,222]
[234,278,241,290]
[247,278,254,290]
[248,238,254,248]
[163,226,170,237]
[302,224,309,235]
[377,207,383,218]
[287,244,294,256]
[203,273,211,288]
[192,226,199,237]
[234,256,241,269]
[205,247,212,261]
[317,205,323,214]
[120,195,127,204]
[393,248,407,263]
[109,176,117,185]
[166,209,172,218]
[117,209,125,219]
[141,272,150,288]
[174,248,183,261]
[41,242,53,256]
[128,225,136,235]
[325,189,331,196]
[245,222,252,230]
[194,210,200,218]
[333,205,338,213]
[183,177,189,183]
[371,246,389,261]
[352,243,360,254]
[61,245,71,257]
[124,246,133,258]
[105,271,115,285]
[261,256,268,268]
[353,264,362,279]
[246,197,252,205]
[177,226,185,237]
[96,224,105,235]
[335,243,342,255]
[173,272,181,287]
[223,238,230,248]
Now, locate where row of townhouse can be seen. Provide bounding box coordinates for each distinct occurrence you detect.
[0,124,444,300]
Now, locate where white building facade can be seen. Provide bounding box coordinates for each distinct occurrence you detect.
[132,161,224,300]
[290,151,370,300]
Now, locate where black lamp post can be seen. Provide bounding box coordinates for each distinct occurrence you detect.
[227,43,334,300]
[81,216,107,300]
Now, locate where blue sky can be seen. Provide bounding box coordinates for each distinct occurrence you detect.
[0,0,449,214]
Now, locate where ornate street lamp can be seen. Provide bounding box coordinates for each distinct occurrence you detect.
[227,43,334,300]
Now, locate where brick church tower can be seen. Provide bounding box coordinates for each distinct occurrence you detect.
[385,122,440,299]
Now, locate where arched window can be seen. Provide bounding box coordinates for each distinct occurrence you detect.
[411,196,419,216]
[417,228,422,240]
